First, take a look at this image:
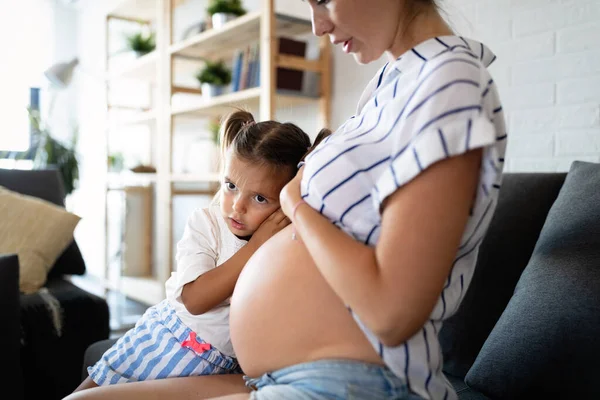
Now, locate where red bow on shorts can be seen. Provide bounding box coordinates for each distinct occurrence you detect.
[181,331,211,354]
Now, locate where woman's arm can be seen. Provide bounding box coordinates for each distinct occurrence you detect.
[182,209,289,315]
[281,150,481,347]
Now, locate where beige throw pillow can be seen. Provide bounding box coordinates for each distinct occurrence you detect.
[0,186,81,294]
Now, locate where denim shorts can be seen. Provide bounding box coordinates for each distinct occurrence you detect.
[244,359,424,400]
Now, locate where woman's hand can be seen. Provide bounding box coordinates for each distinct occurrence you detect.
[280,166,304,219]
[248,208,290,248]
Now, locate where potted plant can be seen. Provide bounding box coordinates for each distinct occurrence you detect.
[207,0,246,29]
[208,119,221,147]
[196,60,232,98]
[107,152,125,173]
[207,119,222,172]
[125,32,156,57]
[15,108,79,196]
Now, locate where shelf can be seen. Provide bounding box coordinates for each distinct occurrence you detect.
[106,53,201,84]
[171,87,319,118]
[109,110,156,127]
[107,172,157,190]
[170,173,220,183]
[107,51,158,82]
[170,11,312,60]
[173,86,202,95]
[109,0,185,22]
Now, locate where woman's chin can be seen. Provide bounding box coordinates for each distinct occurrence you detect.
[352,50,378,65]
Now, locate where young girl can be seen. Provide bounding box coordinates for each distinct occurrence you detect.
[77,110,329,390]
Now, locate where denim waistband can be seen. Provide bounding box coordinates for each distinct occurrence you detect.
[244,359,417,399]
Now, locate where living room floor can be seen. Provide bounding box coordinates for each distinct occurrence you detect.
[106,290,149,338]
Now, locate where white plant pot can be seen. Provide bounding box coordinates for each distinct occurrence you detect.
[134,50,152,58]
[201,83,225,98]
[212,13,237,29]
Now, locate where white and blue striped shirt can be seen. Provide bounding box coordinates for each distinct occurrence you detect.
[301,36,507,400]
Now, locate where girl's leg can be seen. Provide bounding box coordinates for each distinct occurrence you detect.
[63,374,249,400]
[73,376,98,392]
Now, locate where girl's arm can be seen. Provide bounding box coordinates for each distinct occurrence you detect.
[181,209,289,315]
[281,150,482,347]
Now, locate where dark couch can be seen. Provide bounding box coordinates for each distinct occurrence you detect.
[0,169,110,400]
[81,167,600,399]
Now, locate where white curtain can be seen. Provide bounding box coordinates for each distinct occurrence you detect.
[0,0,54,152]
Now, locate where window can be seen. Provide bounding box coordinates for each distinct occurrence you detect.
[0,0,53,153]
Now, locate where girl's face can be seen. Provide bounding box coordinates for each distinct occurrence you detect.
[220,152,291,238]
[306,0,404,64]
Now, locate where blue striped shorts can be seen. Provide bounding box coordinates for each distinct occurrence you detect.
[88,299,241,385]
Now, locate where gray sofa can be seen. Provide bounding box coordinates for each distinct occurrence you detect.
[0,169,110,400]
[82,164,600,399]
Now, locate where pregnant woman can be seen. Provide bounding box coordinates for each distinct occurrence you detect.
[66,0,506,399]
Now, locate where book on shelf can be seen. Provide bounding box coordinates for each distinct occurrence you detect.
[230,37,307,93]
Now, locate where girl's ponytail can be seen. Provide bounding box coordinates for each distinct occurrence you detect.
[302,128,332,161]
[220,109,255,154]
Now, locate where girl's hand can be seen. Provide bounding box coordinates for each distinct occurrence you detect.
[249,208,290,247]
[280,166,304,219]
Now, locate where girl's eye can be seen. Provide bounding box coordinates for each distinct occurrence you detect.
[316,0,330,5]
[254,195,267,204]
[225,182,236,191]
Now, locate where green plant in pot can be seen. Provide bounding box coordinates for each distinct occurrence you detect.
[107,152,125,173]
[207,0,246,29]
[125,32,156,57]
[0,108,80,195]
[208,119,221,147]
[196,60,232,98]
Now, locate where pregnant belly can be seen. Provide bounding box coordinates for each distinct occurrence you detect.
[230,226,383,377]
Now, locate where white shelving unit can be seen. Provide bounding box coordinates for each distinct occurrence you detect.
[103,0,331,306]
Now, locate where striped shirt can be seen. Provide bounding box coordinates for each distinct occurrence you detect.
[301,36,507,400]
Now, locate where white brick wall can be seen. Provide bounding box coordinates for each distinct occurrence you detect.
[447,0,600,172]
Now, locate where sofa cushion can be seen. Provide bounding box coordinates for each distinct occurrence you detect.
[0,186,80,293]
[0,168,86,276]
[465,161,600,399]
[439,172,566,378]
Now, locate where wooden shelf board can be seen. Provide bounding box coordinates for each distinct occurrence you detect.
[107,54,202,83]
[107,172,157,190]
[171,87,319,118]
[109,0,184,22]
[109,110,157,127]
[173,86,202,95]
[107,51,158,82]
[170,12,312,60]
[169,173,221,183]
[277,54,322,72]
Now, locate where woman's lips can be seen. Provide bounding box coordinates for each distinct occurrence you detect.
[343,38,353,53]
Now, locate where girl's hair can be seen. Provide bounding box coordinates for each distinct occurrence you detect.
[220,109,331,177]
[416,0,438,7]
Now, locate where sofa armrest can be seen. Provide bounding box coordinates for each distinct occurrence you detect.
[0,254,24,400]
[82,339,117,381]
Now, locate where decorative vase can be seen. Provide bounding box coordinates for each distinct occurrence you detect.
[201,83,225,98]
[212,13,236,29]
